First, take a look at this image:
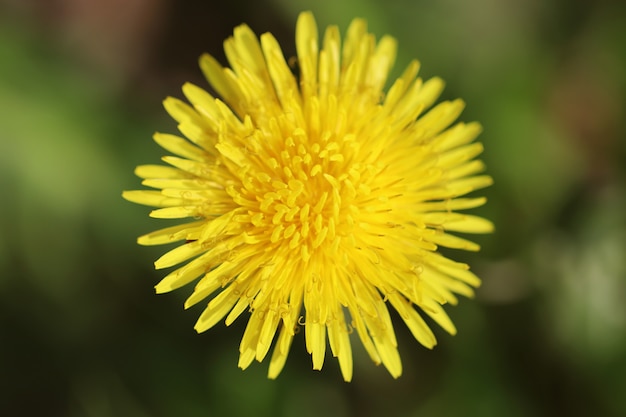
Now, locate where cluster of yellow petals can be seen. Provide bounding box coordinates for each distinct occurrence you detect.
[123,11,493,381]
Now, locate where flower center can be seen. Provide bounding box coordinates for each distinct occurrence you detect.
[229,122,370,263]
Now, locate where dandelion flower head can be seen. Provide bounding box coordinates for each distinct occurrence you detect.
[123,11,493,382]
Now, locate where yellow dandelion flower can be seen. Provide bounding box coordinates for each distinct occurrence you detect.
[123,11,493,382]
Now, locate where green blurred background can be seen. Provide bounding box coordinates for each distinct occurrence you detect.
[1,0,625,416]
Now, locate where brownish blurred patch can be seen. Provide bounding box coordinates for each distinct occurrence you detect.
[548,44,623,188]
[1,0,291,98]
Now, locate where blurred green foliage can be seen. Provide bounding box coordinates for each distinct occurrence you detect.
[1,1,625,416]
